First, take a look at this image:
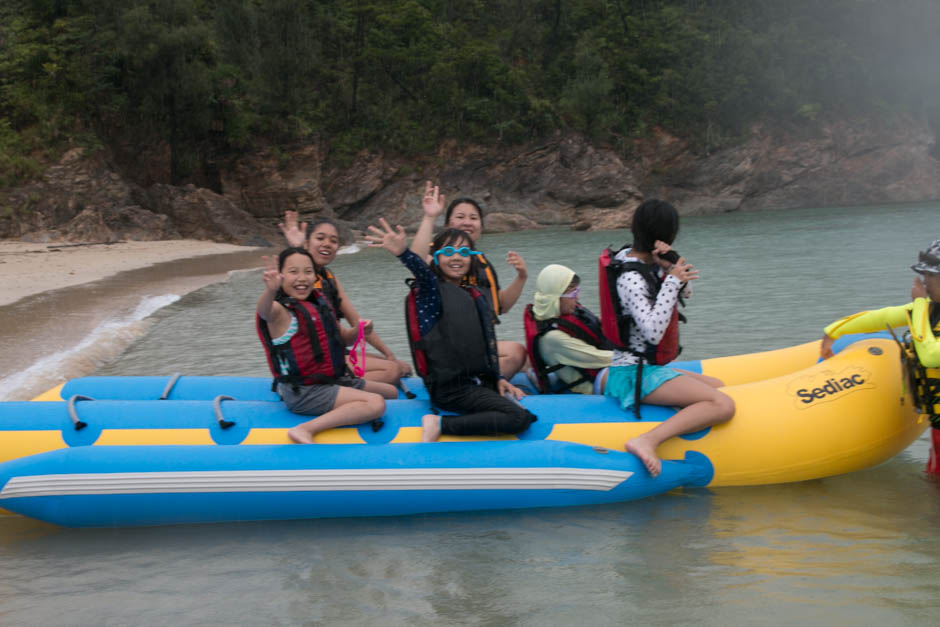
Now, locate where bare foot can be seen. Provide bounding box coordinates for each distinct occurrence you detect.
[625,436,661,477]
[421,414,442,442]
[288,426,315,444]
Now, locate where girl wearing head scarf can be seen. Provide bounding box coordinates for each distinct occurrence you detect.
[527,264,613,394]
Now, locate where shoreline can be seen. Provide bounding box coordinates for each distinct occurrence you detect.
[0,240,274,401]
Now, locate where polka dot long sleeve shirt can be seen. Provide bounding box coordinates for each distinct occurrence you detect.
[398,248,442,337]
[610,251,689,367]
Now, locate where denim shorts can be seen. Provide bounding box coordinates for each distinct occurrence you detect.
[603,364,682,411]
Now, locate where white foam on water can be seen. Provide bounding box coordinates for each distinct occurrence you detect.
[338,243,361,255]
[0,293,181,401]
[129,293,180,319]
[228,267,259,278]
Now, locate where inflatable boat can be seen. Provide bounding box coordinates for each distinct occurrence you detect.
[0,333,925,527]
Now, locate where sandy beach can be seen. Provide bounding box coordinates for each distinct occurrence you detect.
[0,239,272,400]
[0,240,264,307]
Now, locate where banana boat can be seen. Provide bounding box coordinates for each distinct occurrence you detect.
[0,333,923,526]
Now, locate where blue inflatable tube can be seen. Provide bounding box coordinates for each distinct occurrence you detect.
[0,442,713,527]
[57,373,524,402]
[0,396,681,446]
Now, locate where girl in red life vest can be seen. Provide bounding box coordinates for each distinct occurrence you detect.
[257,248,397,444]
[365,219,536,442]
[604,200,734,477]
[408,181,529,378]
[279,213,412,386]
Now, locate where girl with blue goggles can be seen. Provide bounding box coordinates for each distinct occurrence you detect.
[432,245,482,264]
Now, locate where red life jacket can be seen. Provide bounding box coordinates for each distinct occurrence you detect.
[523,303,611,393]
[598,246,684,365]
[405,279,500,390]
[257,291,349,390]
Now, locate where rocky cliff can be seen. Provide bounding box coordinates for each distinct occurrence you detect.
[2,115,938,244]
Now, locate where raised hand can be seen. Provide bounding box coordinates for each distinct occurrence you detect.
[506,250,528,279]
[278,210,307,248]
[422,181,445,218]
[261,255,282,292]
[365,218,408,256]
[667,257,699,283]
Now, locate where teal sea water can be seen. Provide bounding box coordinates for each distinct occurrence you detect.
[2,203,939,625]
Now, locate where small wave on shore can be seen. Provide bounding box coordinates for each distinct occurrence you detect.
[0,294,180,401]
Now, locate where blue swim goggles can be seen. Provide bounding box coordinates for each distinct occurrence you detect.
[432,245,482,264]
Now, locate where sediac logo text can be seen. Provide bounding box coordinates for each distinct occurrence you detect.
[787,368,874,409]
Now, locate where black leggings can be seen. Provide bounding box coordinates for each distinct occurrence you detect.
[431,382,537,436]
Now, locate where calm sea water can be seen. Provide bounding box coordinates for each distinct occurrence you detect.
[2,203,939,625]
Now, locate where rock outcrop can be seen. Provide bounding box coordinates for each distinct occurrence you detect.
[635,118,940,214]
[0,148,273,245]
[2,114,939,243]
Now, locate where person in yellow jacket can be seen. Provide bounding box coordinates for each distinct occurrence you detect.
[820,239,940,472]
[819,239,940,367]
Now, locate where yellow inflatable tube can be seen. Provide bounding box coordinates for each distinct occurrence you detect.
[551,338,924,486]
[697,337,826,387]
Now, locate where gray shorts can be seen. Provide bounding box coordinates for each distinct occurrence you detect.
[277,376,366,416]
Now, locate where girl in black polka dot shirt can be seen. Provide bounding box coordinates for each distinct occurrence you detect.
[602,199,735,477]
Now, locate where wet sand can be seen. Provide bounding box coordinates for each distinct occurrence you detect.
[0,241,273,400]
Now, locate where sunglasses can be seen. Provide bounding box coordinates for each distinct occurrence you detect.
[560,285,581,300]
[433,245,481,264]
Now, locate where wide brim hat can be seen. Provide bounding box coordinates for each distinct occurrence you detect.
[911,239,940,275]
